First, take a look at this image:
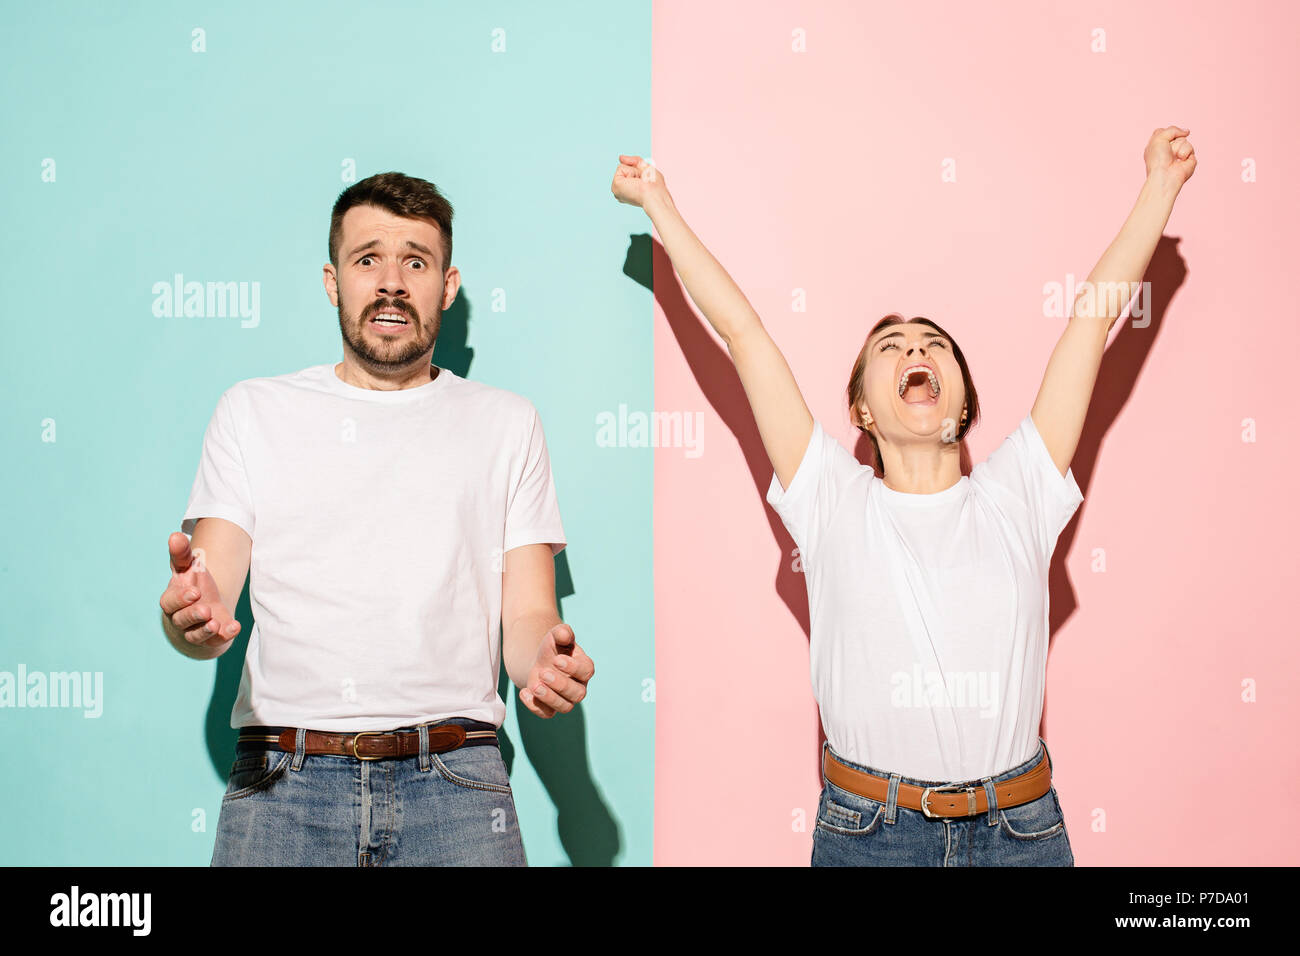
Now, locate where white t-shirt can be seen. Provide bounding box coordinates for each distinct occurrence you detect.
[180,363,567,732]
[766,414,1083,782]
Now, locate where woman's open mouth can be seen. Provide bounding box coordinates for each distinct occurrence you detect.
[898,365,940,406]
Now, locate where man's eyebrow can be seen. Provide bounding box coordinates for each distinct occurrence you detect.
[346,238,438,260]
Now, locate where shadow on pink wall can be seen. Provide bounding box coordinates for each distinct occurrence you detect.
[1038,235,1188,742]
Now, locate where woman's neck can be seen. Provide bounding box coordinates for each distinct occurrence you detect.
[877,444,963,494]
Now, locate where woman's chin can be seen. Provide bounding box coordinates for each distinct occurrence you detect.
[894,401,960,435]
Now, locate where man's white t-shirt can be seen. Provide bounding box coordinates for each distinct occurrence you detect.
[766,414,1083,782]
[180,363,566,732]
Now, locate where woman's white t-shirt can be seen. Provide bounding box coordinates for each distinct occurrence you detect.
[766,414,1083,782]
[181,363,566,732]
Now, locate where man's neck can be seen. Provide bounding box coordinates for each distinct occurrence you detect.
[334,361,438,391]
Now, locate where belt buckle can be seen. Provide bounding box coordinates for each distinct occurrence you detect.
[350,731,387,761]
[920,783,977,819]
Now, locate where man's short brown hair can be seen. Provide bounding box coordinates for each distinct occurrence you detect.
[329,171,454,271]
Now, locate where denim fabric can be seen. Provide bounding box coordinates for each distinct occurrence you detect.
[811,737,1074,867]
[211,718,526,866]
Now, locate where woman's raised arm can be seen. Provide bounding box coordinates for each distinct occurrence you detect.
[1031,126,1196,475]
[612,155,813,490]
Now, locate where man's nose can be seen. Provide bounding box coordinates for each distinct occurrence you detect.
[376,262,407,297]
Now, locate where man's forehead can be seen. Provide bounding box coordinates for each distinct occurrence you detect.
[340,207,443,264]
[342,205,441,242]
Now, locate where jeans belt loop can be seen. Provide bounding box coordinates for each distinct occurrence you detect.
[418,724,430,771]
[291,727,307,771]
[885,773,901,825]
[981,776,999,827]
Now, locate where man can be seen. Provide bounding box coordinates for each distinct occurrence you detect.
[158,171,593,866]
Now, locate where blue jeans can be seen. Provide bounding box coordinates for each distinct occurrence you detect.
[211,718,526,866]
[812,737,1075,867]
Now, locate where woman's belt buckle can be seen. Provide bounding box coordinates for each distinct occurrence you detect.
[920,783,979,818]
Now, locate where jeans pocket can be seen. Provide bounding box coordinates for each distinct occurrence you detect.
[430,745,512,794]
[816,783,885,836]
[998,786,1066,840]
[222,749,292,802]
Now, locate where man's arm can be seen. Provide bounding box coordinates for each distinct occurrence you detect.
[159,518,251,661]
[500,543,593,717]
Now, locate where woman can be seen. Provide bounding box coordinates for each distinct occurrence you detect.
[612,127,1195,866]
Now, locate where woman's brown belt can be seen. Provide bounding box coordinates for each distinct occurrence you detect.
[822,745,1053,818]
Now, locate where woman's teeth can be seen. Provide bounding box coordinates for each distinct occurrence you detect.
[898,368,940,400]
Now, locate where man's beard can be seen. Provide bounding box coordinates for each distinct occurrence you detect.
[335,291,441,369]
[337,293,440,370]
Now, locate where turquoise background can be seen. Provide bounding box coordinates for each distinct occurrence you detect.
[0,1,652,865]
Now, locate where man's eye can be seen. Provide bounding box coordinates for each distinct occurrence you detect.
[409,259,424,269]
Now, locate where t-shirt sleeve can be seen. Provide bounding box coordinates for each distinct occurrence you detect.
[764,420,866,562]
[180,388,255,540]
[503,405,567,556]
[975,412,1084,560]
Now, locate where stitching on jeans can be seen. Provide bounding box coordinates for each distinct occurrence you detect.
[824,778,886,811]
[429,753,512,794]
[998,815,1065,840]
[997,791,1066,840]
[222,750,292,802]
[816,801,883,836]
[824,800,862,828]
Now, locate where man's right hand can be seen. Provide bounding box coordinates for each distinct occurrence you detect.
[160,531,241,649]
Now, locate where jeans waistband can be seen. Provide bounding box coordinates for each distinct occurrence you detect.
[824,737,1050,789]
[238,717,498,736]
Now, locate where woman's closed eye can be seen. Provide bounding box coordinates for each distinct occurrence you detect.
[879,340,947,352]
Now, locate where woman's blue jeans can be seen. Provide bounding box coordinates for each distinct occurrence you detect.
[812,737,1075,866]
[210,717,526,866]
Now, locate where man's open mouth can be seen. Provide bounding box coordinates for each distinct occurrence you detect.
[369,311,411,327]
[898,364,940,406]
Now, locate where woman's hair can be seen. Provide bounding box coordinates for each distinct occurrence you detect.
[846,313,980,477]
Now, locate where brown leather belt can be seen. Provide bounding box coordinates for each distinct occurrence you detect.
[236,723,497,761]
[823,744,1052,819]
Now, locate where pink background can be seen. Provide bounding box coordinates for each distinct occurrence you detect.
[651,0,1300,865]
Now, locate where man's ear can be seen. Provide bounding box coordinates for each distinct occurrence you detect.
[322,264,339,307]
[441,266,462,310]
